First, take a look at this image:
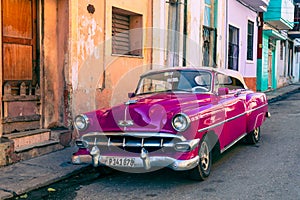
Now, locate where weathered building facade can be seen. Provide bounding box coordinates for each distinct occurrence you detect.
[0,0,71,165]
[1,0,299,166]
[0,0,153,166]
[152,0,226,69]
[257,0,297,91]
[226,0,270,91]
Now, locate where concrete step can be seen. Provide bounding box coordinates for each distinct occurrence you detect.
[3,129,51,150]
[1,129,72,165]
[15,140,64,161]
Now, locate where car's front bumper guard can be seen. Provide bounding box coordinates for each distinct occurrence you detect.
[72,139,200,171]
[92,147,199,171]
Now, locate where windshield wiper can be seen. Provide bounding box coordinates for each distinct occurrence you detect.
[162,89,192,93]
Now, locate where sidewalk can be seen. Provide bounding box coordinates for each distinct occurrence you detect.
[0,82,300,200]
[0,147,90,200]
[265,82,300,102]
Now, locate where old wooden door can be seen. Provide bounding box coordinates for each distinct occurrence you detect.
[2,0,40,134]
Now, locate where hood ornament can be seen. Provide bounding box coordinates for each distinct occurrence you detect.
[120,99,137,128]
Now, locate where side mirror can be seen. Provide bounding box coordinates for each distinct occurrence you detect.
[128,92,135,98]
[218,87,229,96]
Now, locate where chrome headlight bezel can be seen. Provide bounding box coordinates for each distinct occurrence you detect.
[172,113,191,132]
[74,114,89,131]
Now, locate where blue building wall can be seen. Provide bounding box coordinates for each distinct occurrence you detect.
[257,34,270,91]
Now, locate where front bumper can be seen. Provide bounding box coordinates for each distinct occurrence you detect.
[72,132,200,171]
[72,148,199,171]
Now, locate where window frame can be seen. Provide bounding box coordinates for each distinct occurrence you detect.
[228,25,239,71]
[112,7,143,57]
[247,20,254,61]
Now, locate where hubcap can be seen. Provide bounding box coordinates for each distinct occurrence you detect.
[253,128,259,140]
[200,141,209,171]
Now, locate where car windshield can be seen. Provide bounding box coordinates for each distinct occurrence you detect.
[135,70,212,95]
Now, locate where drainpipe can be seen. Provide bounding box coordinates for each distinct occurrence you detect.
[225,0,228,69]
[167,0,180,67]
[183,0,187,66]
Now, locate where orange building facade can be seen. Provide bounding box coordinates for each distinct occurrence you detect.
[0,0,153,166]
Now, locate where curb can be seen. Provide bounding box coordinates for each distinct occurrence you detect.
[266,85,300,103]
[1,164,92,200]
[0,147,92,200]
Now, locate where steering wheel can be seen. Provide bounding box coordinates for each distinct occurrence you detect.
[192,86,209,93]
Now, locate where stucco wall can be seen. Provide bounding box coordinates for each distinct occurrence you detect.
[70,0,153,116]
[228,0,258,78]
[43,0,62,128]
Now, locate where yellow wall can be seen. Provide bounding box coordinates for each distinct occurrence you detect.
[71,0,153,115]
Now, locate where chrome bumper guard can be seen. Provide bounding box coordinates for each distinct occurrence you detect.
[72,145,199,171]
[73,132,200,171]
[98,154,200,171]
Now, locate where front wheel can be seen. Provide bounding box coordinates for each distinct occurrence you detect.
[188,136,212,181]
[245,127,261,144]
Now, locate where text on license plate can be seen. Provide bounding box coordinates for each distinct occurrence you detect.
[106,157,135,167]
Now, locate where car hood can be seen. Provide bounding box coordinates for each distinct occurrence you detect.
[83,92,214,133]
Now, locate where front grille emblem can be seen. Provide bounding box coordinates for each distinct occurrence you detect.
[118,120,134,127]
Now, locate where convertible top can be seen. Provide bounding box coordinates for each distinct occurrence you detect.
[141,67,248,90]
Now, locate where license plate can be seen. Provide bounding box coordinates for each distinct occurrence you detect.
[106,157,135,167]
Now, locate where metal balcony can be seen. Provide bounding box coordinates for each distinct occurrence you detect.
[264,0,294,30]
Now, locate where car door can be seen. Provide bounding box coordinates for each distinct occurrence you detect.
[214,73,247,148]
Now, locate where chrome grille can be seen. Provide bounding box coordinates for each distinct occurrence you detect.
[81,132,185,153]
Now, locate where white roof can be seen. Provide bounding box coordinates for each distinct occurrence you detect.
[142,67,248,89]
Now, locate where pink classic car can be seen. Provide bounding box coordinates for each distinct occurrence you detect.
[72,67,270,180]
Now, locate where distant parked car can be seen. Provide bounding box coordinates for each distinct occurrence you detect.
[72,67,270,180]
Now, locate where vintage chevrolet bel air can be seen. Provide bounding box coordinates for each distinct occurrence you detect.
[72,67,270,180]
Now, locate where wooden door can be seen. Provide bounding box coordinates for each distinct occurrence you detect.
[1,0,40,134]
[2,0,38,86]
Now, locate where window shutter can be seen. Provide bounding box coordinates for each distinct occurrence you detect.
[112,13,130,55]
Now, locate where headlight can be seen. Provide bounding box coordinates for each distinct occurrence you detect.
[172,113,190,132]
[74,114,89,131]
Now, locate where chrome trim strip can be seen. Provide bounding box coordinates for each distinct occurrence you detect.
[246,103,268,114]
[220,133,247,153]
[82,132,186,141]
[198,112,247,133]
[226,112,247,123]
[198,103,268,133]
[81,132,186,149]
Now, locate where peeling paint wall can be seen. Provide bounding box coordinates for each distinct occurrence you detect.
[70,0,153,116]
[42,0,70,128]
[43,0,59,128]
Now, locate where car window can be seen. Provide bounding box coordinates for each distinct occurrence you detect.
[215,73,244,92]
[136,70,212,95]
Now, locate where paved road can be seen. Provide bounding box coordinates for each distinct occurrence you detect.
[23,89,300,200]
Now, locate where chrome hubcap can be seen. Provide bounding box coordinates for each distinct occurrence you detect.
[200,141,209,171]
[253,128,259,140]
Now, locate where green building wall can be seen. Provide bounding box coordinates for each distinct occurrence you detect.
[257,34,270,91]
[257,33,278,91]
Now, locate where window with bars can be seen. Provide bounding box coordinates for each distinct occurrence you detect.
[202,0,216,67]
[247,20,254,61]
[202,26,215,66]
[112,7,142,56]
[228,25,239,71]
